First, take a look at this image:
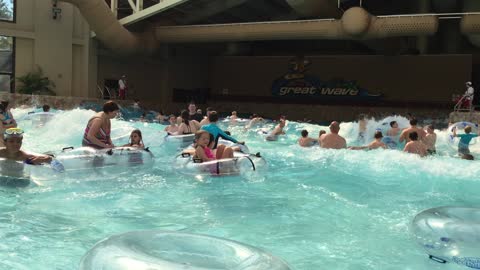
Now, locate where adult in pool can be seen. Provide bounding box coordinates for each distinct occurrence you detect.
[403,131,427,157]
[82,101,119,149]
[320,121,347,149]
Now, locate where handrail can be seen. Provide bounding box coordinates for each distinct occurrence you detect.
[454,94,473,112]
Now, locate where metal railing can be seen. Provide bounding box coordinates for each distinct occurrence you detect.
[97,85,116,100]
[453,94,474,112]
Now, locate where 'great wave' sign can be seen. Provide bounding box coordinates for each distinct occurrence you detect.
[272,57,382,100]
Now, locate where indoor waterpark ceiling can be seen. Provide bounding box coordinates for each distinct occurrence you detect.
[105,0,480,55]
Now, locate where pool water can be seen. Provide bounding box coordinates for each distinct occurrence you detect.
[0,108,478,270]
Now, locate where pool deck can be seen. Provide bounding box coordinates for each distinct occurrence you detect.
[449,111,480,124]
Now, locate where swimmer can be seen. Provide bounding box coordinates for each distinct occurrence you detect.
[453,125,478,155]
[230,111,238,121]
[320,121,347,149]
[357,114,367,143]
[0,128,53,165]
[123,129,144,149]
[42,104,50,112]
[318,130,326,145]
[177,110,201,135]
[298,130,317,147]
[387,121,402,137]
[0,100,16,132]
[164,115,179,135]
[461,154,474,160]
[201,111,245,149]
[245,114,264,129]
[266,118,286,141]
[424,125,437,155]
[403,131,428,157]
[82,101,119,149]
[399,119,426,143]
[199,107,214,126]
[193,130,233,162]
[349,131,387,150]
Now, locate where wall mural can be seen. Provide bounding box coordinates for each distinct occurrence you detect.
[272,56,382,100]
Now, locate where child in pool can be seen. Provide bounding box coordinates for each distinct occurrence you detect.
[123,129,144,149]
[453,125,478,155]
[194,130,233,162]
[0,128,53,164]
[349,131,387,150]
[298,130,317,147]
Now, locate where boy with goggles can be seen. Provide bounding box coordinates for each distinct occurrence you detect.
[0,128,53,165]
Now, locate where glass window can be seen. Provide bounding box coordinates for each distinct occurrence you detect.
[0,0,14,22]
[0,35,14,92]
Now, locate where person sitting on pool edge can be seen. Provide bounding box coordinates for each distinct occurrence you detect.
[403,131,427,157]
[453,125,478,155]
[349,131,387,150]
[0,128,53,165]
[193,130,234,162]
[298,130,317,147]
[201,111,244,149]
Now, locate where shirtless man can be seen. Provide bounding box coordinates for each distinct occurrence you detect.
[399,119,426,143]
[266,118,286,141]
[320,121,347,149]
[298,130,317,147]
[423,125,437,155]
[387,121,402,137]
[349,131,387,150]
[403,131,428,157]
[245,114,264,129]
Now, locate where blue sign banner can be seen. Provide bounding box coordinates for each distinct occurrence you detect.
[272,57,382,100]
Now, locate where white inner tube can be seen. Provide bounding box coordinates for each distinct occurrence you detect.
[79,230,291,270]
[447,122,479,151]
[54,146,154,173]
[411,206,480,268]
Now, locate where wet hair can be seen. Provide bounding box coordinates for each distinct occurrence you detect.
[232,111,237,115]
[42,104,50,112]
[181,110,190,125]
[129,129,143,145]
[465,126,472,133]
[462,154,474,160]
[194,130,211,147]
[409,131,418,141]
[206,107,213,112]
[208,111,219,122]
[301,130,308,137]
[426,124,434,130]
[409,119,418,126]
[103,101,119,113]
[390,121,397,127]
[374,131,383,139]
[251,114,258,118]
[319,130,326,136]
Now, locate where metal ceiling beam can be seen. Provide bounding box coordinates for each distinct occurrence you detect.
[177,0,248,24]
[118,0,190,25]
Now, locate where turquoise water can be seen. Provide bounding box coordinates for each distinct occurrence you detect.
[0,108,479,270]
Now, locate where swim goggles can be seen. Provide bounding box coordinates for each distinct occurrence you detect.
[4,128,24,138]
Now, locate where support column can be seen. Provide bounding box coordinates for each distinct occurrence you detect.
[416,0,430,54]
